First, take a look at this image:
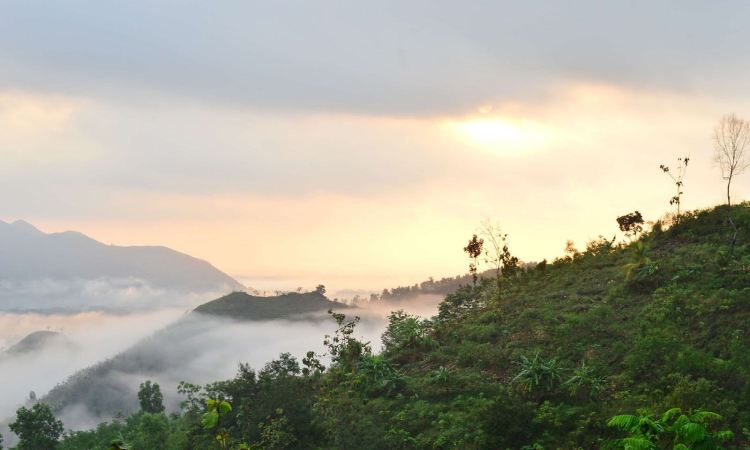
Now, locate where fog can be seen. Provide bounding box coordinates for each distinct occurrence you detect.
[0,307,188,418]
[0,291,443,437]
[0,277,225,312]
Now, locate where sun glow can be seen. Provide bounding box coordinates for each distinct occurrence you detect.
[445,116,549,155]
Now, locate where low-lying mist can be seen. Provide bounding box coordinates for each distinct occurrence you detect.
[0,277,225,312]
[0,307,188,419]
[0,292,444,435]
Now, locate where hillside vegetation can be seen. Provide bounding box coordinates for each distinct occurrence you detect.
[16,204,750,449]
[194,291,345,320]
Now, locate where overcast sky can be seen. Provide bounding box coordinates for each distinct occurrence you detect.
[2,1,749,290]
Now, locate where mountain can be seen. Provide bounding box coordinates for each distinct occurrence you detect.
[37,291,348,420]
[2,331,73,356]
[0,219,243,309]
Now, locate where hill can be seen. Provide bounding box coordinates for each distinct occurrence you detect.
[0,219,243,310]
[3,331,73,356]
[37,291,348,421]
[50,204,750,449]
[193,291,345,320]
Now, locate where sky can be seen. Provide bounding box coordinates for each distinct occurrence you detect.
[2,1,750,291]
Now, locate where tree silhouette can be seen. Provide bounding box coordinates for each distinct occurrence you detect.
[660,156,689,218]
[463,234,484,285]
[616,211,644,240]
[713,113,750,207]
[480,221,519,290]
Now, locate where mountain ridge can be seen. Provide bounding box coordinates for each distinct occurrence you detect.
[0,220,244,309]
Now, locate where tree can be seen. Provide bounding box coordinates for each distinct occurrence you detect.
[463,234,484,285]
[617,211,644,240]
[137,380,164,414]
[201,399,233,450]
[129,413,169,450]
[258,409,297,450]
[713,113,750,207]
[0,431,4,450]
[315,284,326,295]
[10,403,64,450]
[660,157,689,218]
[480,221,519,290]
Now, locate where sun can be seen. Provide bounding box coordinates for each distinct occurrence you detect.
[444,116,548,155]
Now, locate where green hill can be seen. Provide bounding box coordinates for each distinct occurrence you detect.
[47,205,750,449]
[193,291,345,320]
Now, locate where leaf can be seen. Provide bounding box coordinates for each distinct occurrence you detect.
[608,415,640,431]
[218,400,232,415]
[201,410,219,430]
[690,410,721,424]
[620,436,656,450]
[675,422,706,444]
[660,408,682,423]
[715,430,734,441]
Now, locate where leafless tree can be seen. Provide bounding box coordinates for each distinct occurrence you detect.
[713,113,750,207]
[480,220,519,290]
[659,156,689,218]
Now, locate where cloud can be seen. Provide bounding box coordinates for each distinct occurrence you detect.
[0,307,186,420]
[0,295,443,436]
[0,278,224,312]
[1,1,750,115]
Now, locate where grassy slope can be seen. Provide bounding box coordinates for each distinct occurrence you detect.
[376,204,750,448]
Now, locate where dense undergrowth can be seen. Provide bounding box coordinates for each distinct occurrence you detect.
[11,204,750,449]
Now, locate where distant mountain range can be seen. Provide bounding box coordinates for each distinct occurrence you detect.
[0,219,243,310]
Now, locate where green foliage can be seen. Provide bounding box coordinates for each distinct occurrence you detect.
[608,408,733,450]
[202,399,234,450]
[381,310,432,357]
[512,352,566,393]
[258,409,297,450]
[10,403,64,450]
[194,291,345,321]
[137,380,165,414]
[565,361,608,398]
[54,204,750,449]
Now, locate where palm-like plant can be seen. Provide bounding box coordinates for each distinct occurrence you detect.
[511,352,565,392]
[565,361,608,397]
[623,241,652,280]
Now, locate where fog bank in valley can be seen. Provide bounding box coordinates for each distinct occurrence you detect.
[0,292,444,435]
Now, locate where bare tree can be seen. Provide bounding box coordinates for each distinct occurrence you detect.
[713,113,750,207]
[659,156,689,218]
[480,221,519,290]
